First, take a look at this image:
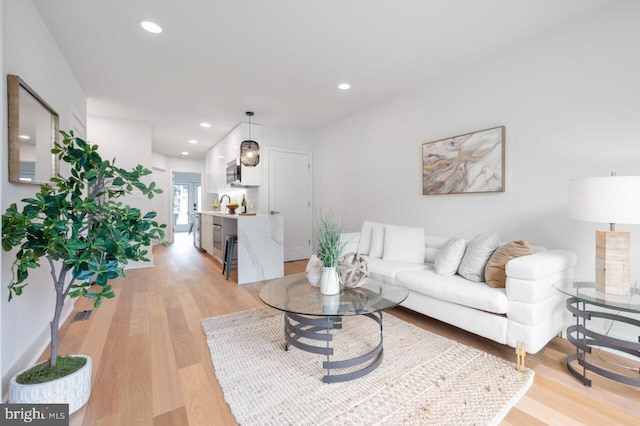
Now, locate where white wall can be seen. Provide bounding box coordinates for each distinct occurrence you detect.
[316,1,640,278]
[87,116,154,267]
[315,1,640,339]
[1,0,86,398]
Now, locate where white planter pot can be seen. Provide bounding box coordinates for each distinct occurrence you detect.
[9,355,92,415]
[320,266,340,295]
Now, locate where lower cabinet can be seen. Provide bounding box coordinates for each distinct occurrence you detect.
[201,214,214,255]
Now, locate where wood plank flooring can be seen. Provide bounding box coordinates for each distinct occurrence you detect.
[41,232,639,425]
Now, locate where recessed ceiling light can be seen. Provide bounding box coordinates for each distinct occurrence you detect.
[189,140,198,144]
[181,151,189,156]
[140,21,162,34]
[200,122,211,128]
[19,135,30,140]
[338,83,351,90]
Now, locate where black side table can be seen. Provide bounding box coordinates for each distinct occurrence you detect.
[554,280,640,387]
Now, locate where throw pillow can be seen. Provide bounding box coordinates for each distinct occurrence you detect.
[485,240,533,288]
[458,233,500,282]
[368,225,385,258]
[434,236,466,276]
[357,221,384,255]
[382,225,426,264]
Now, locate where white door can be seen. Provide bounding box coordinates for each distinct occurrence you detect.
[269,149,312,261]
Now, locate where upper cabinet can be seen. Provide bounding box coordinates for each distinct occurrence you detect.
[205,122,261,193]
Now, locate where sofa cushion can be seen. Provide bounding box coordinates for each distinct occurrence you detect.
[368,225,385,258]
[485,240,533,288]
[424,235,451,263]
[357,221,385,255]
[435,236,466,276]
[364,256,431,278]
[396,269,508,314]
[382,224,426,264]
[458,233,499,282]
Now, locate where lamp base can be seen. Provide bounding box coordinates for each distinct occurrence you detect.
[595,230,630,296]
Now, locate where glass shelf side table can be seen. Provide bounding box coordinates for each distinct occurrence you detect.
[553,280,640,387]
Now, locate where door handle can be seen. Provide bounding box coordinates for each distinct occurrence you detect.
[270,211,280,215]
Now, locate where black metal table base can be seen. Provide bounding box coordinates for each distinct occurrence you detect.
[284,311,384,383]
[565,297,640,387]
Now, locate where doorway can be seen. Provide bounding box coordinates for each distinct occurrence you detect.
[268,149,312,261]
[173,172,202,234]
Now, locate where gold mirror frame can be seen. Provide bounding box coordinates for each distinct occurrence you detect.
[8,74,60,184]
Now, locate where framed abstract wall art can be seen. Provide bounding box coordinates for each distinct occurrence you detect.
[422,126,505,195]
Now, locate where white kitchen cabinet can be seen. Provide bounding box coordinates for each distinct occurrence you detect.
[205,148,216,193]
[200,213,214,255]
[214,144,225,191]
[204,122,261,193]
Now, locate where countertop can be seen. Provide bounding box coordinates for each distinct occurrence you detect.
[198,211,266,218]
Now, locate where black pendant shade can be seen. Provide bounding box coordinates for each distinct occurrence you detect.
[240,111,260,166]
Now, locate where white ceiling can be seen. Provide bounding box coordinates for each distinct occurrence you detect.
[32,0,615,158]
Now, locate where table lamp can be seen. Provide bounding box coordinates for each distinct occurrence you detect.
[568,174,640,295]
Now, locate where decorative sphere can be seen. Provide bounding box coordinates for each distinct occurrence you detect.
[338,252,369,288]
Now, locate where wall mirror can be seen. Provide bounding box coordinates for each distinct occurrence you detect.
[8,74,59,184]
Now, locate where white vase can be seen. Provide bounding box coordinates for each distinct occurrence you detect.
[9,355,92,415]
[320,266,340,295]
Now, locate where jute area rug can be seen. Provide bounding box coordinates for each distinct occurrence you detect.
[201,307,533,425]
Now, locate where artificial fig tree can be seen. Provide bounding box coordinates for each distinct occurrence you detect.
[2,131,166,369]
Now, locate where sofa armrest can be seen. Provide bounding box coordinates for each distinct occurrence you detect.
[341,232,360,254]
[505,249,577,303]
[506,249,577,281]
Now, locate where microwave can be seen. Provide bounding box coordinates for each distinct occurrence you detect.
[226,159,241,184]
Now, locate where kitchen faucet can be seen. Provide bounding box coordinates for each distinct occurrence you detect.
[219,194,231,212]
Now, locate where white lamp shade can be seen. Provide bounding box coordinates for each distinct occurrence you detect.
[568,176,640,225]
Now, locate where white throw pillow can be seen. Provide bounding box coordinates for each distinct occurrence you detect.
[382,224,426,264]
[458,233,500,282]
[357,221,384,255]
[435,237,466,276]
[368,225,385,258]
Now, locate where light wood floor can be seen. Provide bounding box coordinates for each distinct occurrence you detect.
[45,233,639,425]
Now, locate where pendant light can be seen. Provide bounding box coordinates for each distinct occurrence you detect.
[240,111,260,167]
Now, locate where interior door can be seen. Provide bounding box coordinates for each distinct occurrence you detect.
[269,149,312,261]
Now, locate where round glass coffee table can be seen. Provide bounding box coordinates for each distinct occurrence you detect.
[259,272,408,383]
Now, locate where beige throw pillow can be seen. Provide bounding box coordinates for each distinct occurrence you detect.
[457,233,500,282]
[484,240,533,288]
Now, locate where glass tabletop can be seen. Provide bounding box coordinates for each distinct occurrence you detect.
[553,280,640,313]
[259,272,409,316]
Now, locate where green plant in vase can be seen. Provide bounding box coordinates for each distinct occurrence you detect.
[2,131,166,411]
[315,210,347,295]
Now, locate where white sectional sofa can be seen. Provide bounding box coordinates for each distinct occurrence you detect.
[342,222,577,354]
